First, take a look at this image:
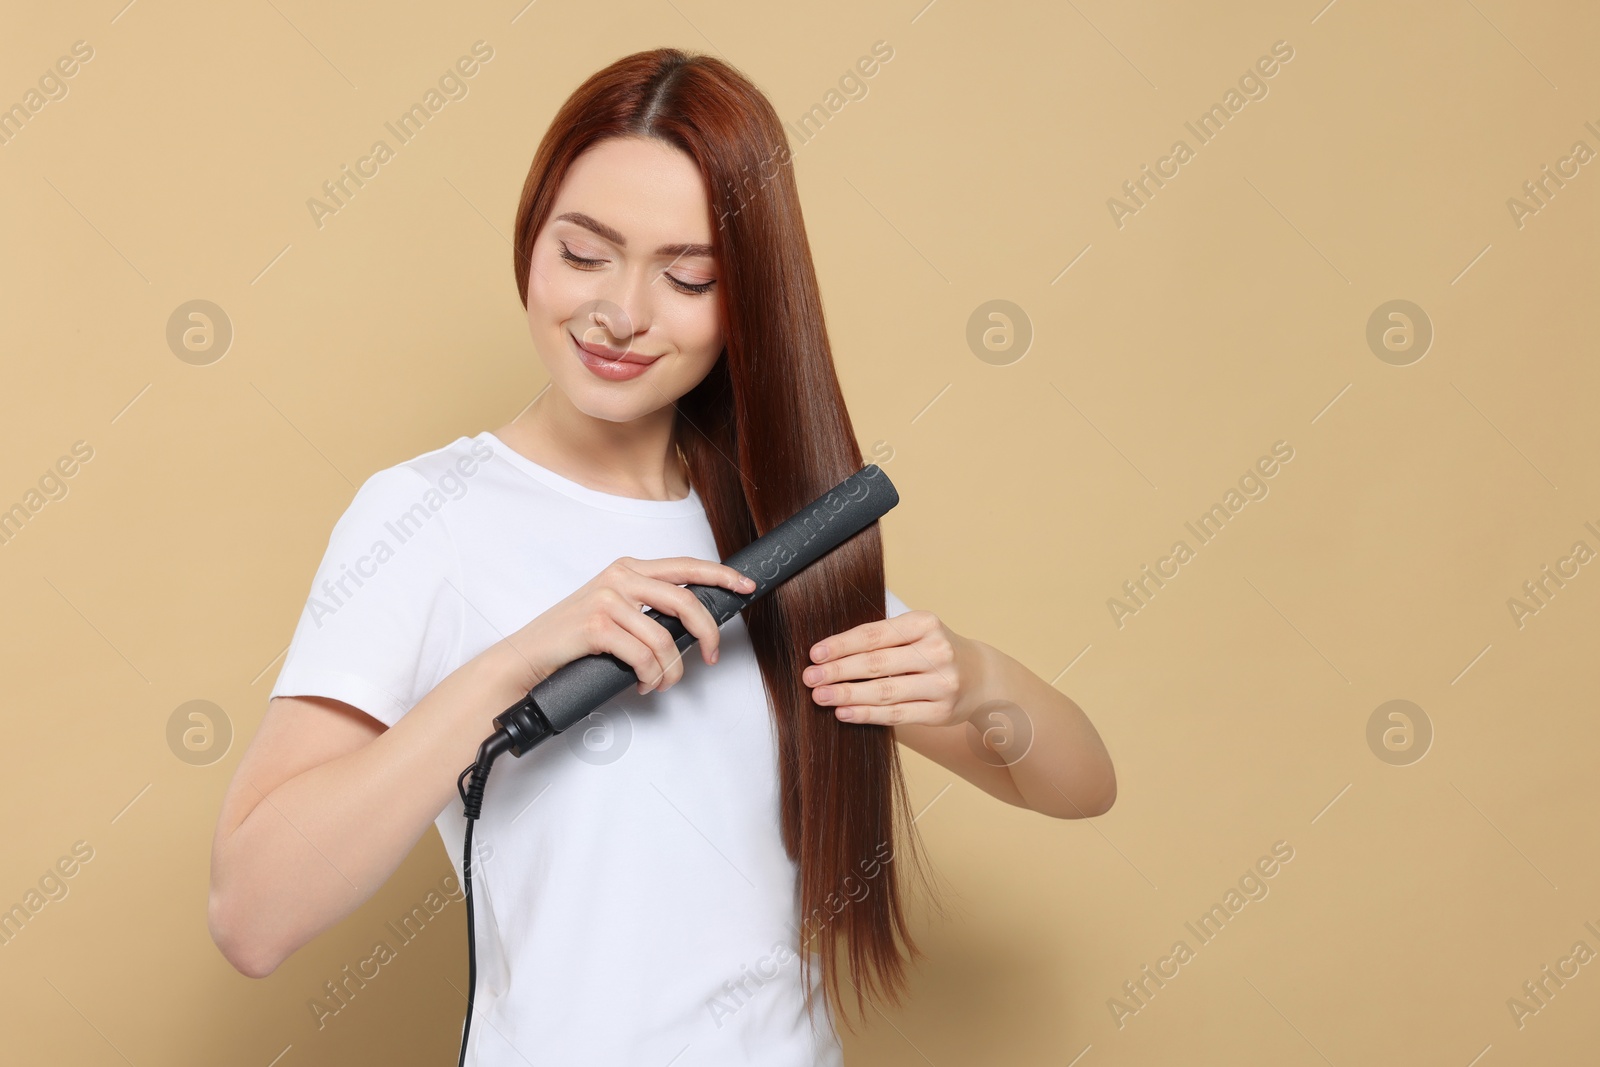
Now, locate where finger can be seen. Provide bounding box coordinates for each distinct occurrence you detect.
[632,556,757,598]
[629,560,754,667]
[597,612,672,695]
[803,644,921,687]
[833,699,942,727]
[809,613,921,664]
[609,596,685,691]
[645,580,723,671]
[812,672,945,709]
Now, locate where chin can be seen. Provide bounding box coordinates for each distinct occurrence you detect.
[562,376,676,423]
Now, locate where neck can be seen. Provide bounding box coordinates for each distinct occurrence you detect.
[497,389,688,502]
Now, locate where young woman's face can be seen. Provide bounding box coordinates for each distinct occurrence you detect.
[525,136,724,423]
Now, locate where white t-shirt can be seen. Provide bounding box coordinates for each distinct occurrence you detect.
[270,430,913,1067]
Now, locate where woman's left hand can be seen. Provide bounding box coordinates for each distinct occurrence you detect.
[802,610,981,727]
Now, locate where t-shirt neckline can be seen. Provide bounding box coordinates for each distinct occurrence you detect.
[477,430,705,518]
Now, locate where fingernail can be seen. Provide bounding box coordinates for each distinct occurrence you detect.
[711,647,719,664]
[811,643,828,661]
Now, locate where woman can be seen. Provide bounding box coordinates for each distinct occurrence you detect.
[208,48,1115,1065]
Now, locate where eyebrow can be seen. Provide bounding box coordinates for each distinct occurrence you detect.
[554,211,715,259]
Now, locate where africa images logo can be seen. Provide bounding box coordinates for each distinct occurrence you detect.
[307,438,493,628]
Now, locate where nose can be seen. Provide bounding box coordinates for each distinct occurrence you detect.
[573,300,640,356]
[587,268,657,351]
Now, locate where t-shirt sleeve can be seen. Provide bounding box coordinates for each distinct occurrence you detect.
[885,588,913,619]
[269,464,464,728]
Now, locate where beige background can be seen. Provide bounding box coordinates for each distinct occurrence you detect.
[2,0,1596,1063]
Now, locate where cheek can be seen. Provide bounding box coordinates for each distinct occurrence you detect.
[661,300,723,362]
[528,251,586,316]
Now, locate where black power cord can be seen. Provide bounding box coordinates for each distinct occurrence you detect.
[454,694,555,1067]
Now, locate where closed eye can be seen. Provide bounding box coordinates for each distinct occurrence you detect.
[558,241,716,296]
[558,242,604,270]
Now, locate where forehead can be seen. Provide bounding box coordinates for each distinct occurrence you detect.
[552,137,713,245]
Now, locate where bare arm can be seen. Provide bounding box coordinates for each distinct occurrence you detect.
[208,554,756,978]
[894,636,1117,819]
[803,612,1116,819]
[207,647,529,978]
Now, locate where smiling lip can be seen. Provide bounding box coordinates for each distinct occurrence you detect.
[570,331,659,381]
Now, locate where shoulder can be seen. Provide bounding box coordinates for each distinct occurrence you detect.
[389,433,497,489]
[330,434,492,549]
[343,435,492,513]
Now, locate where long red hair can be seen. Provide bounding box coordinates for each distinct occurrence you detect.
[512,48,942,1031]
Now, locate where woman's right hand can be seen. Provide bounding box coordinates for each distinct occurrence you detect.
[497,556,757,695]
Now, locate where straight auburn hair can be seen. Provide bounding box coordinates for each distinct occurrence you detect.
[511,48,944,1031]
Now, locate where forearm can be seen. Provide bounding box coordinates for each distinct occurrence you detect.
[211,646,529,975]
[958,637,1117,819]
